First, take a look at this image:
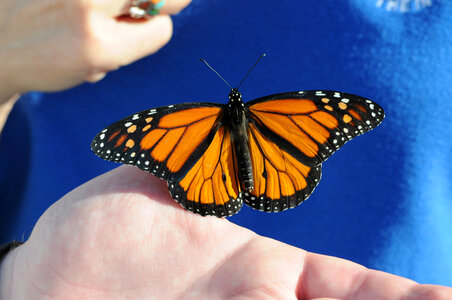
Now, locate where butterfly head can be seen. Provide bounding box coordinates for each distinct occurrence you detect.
[228,88,243,103]
[226,88,247,126]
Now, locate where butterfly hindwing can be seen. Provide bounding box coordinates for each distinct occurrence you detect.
[247,90,384,167]
[242,122,322,212]
[168,126,243,217]
[91,103,222,182]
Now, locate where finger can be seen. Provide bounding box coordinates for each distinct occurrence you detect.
[94,0,191,17]
[300,252,413,299]
[298,252,452,299]
[85,14,172,69]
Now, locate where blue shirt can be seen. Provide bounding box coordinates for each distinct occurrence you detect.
[1,0,451,285]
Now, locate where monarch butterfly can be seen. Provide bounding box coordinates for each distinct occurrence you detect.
[91,59,384,217]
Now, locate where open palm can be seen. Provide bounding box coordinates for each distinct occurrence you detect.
[3,166,451,299]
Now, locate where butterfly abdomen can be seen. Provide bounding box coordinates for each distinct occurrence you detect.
[226,89,254,191]
[230,114,253,191]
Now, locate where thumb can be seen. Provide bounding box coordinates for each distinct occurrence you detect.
[86,14,173,69]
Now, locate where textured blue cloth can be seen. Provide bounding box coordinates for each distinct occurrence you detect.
[1,0,451,285]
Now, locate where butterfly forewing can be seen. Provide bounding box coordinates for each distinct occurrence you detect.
[247,90,385,167]
[91,103,222,182]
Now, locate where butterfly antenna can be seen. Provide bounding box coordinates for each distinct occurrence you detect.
[200,58,233,90]
[237,53,266,89]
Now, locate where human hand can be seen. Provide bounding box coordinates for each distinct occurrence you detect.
[0,0,190,102]
[1,166,451,299]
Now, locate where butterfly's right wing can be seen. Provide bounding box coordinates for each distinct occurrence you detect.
[168,126,243,217]
[91,103,223,182]
[242,90,383,212]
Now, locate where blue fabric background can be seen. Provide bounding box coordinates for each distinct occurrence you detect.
[1,0,451,285]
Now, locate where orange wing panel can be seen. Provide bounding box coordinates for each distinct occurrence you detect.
[166,115,218,173]
[159,107,220,128]
[140,129,167,150]
[252,111,319,157]
[250,99,317,114]
[292,115,330,144]
[151,127,185,161]
[309,111,338,129]
[279,173,295,196]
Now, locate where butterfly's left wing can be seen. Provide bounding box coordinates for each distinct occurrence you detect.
[168,126,242,217]
[92,103,242,217]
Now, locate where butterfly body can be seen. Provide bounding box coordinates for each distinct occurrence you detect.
[92,90,384,217]
[224,88,254,191]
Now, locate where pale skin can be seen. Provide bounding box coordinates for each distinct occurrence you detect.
[0,0,451,299]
